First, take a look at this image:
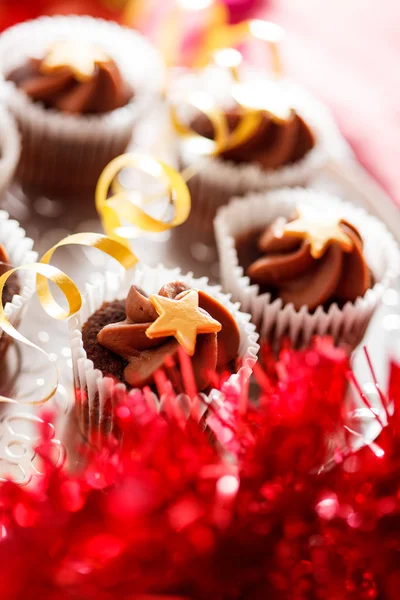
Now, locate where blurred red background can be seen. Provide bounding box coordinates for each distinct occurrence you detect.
[0,0,398,208]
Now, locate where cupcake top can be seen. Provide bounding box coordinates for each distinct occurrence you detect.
[82,281,241,391]
[7,40,133,115]
[171,69,316,169]
[237,206,371,311]
[191,107,315,169]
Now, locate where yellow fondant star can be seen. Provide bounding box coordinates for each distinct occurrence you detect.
[145,289,222,356]
[283,206,354,259]
[40,41,111,83]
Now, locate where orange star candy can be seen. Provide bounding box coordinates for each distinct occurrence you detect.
[40,40,111,83]
[283,206,354,259]
[145,289,222,356]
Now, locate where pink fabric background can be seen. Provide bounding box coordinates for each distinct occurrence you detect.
[263,0,400,209]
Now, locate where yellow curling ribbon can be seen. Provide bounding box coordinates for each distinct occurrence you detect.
[157,0,229,68]
[37,232,137,319]
[0,263,80,405]
[170,19,285,158]
[170,72,266,158]
[95,153,191,243]
[170,98,265,158]
[197,19,284,76]
[0,233,137,405]
[170,92,230,156]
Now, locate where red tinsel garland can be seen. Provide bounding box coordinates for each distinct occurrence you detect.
[0,0,124,31]
[0,338,399,600]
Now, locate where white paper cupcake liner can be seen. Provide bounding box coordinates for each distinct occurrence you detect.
[214,188,400,349]
[0,16,165,194]
[170,66,350,232]
[0,107,20,198]
[0,211,38,355]
[68,264,259,442]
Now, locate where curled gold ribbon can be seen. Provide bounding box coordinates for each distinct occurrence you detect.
[197,19,284,76]
[0,263,80,405]
[95,153,191,243]
[170,99,265,158]
[170,85,266,158]
[156,0,229,68]
[38,232,137,319]
[170,19,285,158]
[170,92,230,156]
[0,233,137,405]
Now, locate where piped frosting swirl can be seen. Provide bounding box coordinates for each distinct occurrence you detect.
[7,41,133,115]
[191,108,315,169]
[239,212,371,311]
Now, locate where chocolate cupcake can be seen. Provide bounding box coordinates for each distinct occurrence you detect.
[169,67,349,235]
[0,106,20,198]
[83,281,240,391]
[0,16,165,196]
[214,188,399,349]
[69,265,259,442]
[0,211,37,360]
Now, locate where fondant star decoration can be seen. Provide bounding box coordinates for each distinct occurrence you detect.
[40,41,111,83]
[283,206,354,259]
[145,290,222,356]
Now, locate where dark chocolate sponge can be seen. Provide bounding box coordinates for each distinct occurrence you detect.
[82,299,128,382]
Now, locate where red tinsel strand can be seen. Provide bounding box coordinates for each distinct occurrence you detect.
[311,344,400,600]
[0,338,399,599]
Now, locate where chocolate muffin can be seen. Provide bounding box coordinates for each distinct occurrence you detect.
[5,40,135,196]
[0,16,165,197]
[235,210,371,312]
[170,67,337,237]
[82,281,241,393]
[215,188,399,350]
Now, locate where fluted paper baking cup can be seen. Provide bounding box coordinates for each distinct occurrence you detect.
[0,210,37,357]
[68,264,259,441]
[171,67,350,232]
[0,107,20,198]
[0,16,165,194]
[214,188,400,349]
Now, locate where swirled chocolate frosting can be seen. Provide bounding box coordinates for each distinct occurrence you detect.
[191,108,315,169]
[84,281,240,391]
[7,45,133,115]
[237,216,371,311]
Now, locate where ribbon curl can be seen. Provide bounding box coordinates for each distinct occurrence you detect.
[0,233,137,405]
[38,232,137,319]
[170,20,286,158]
[157,0,229,68]
[95,153,191,244]
[198,19,284,76]
[170,89,265,158]
[0,152,190,405]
